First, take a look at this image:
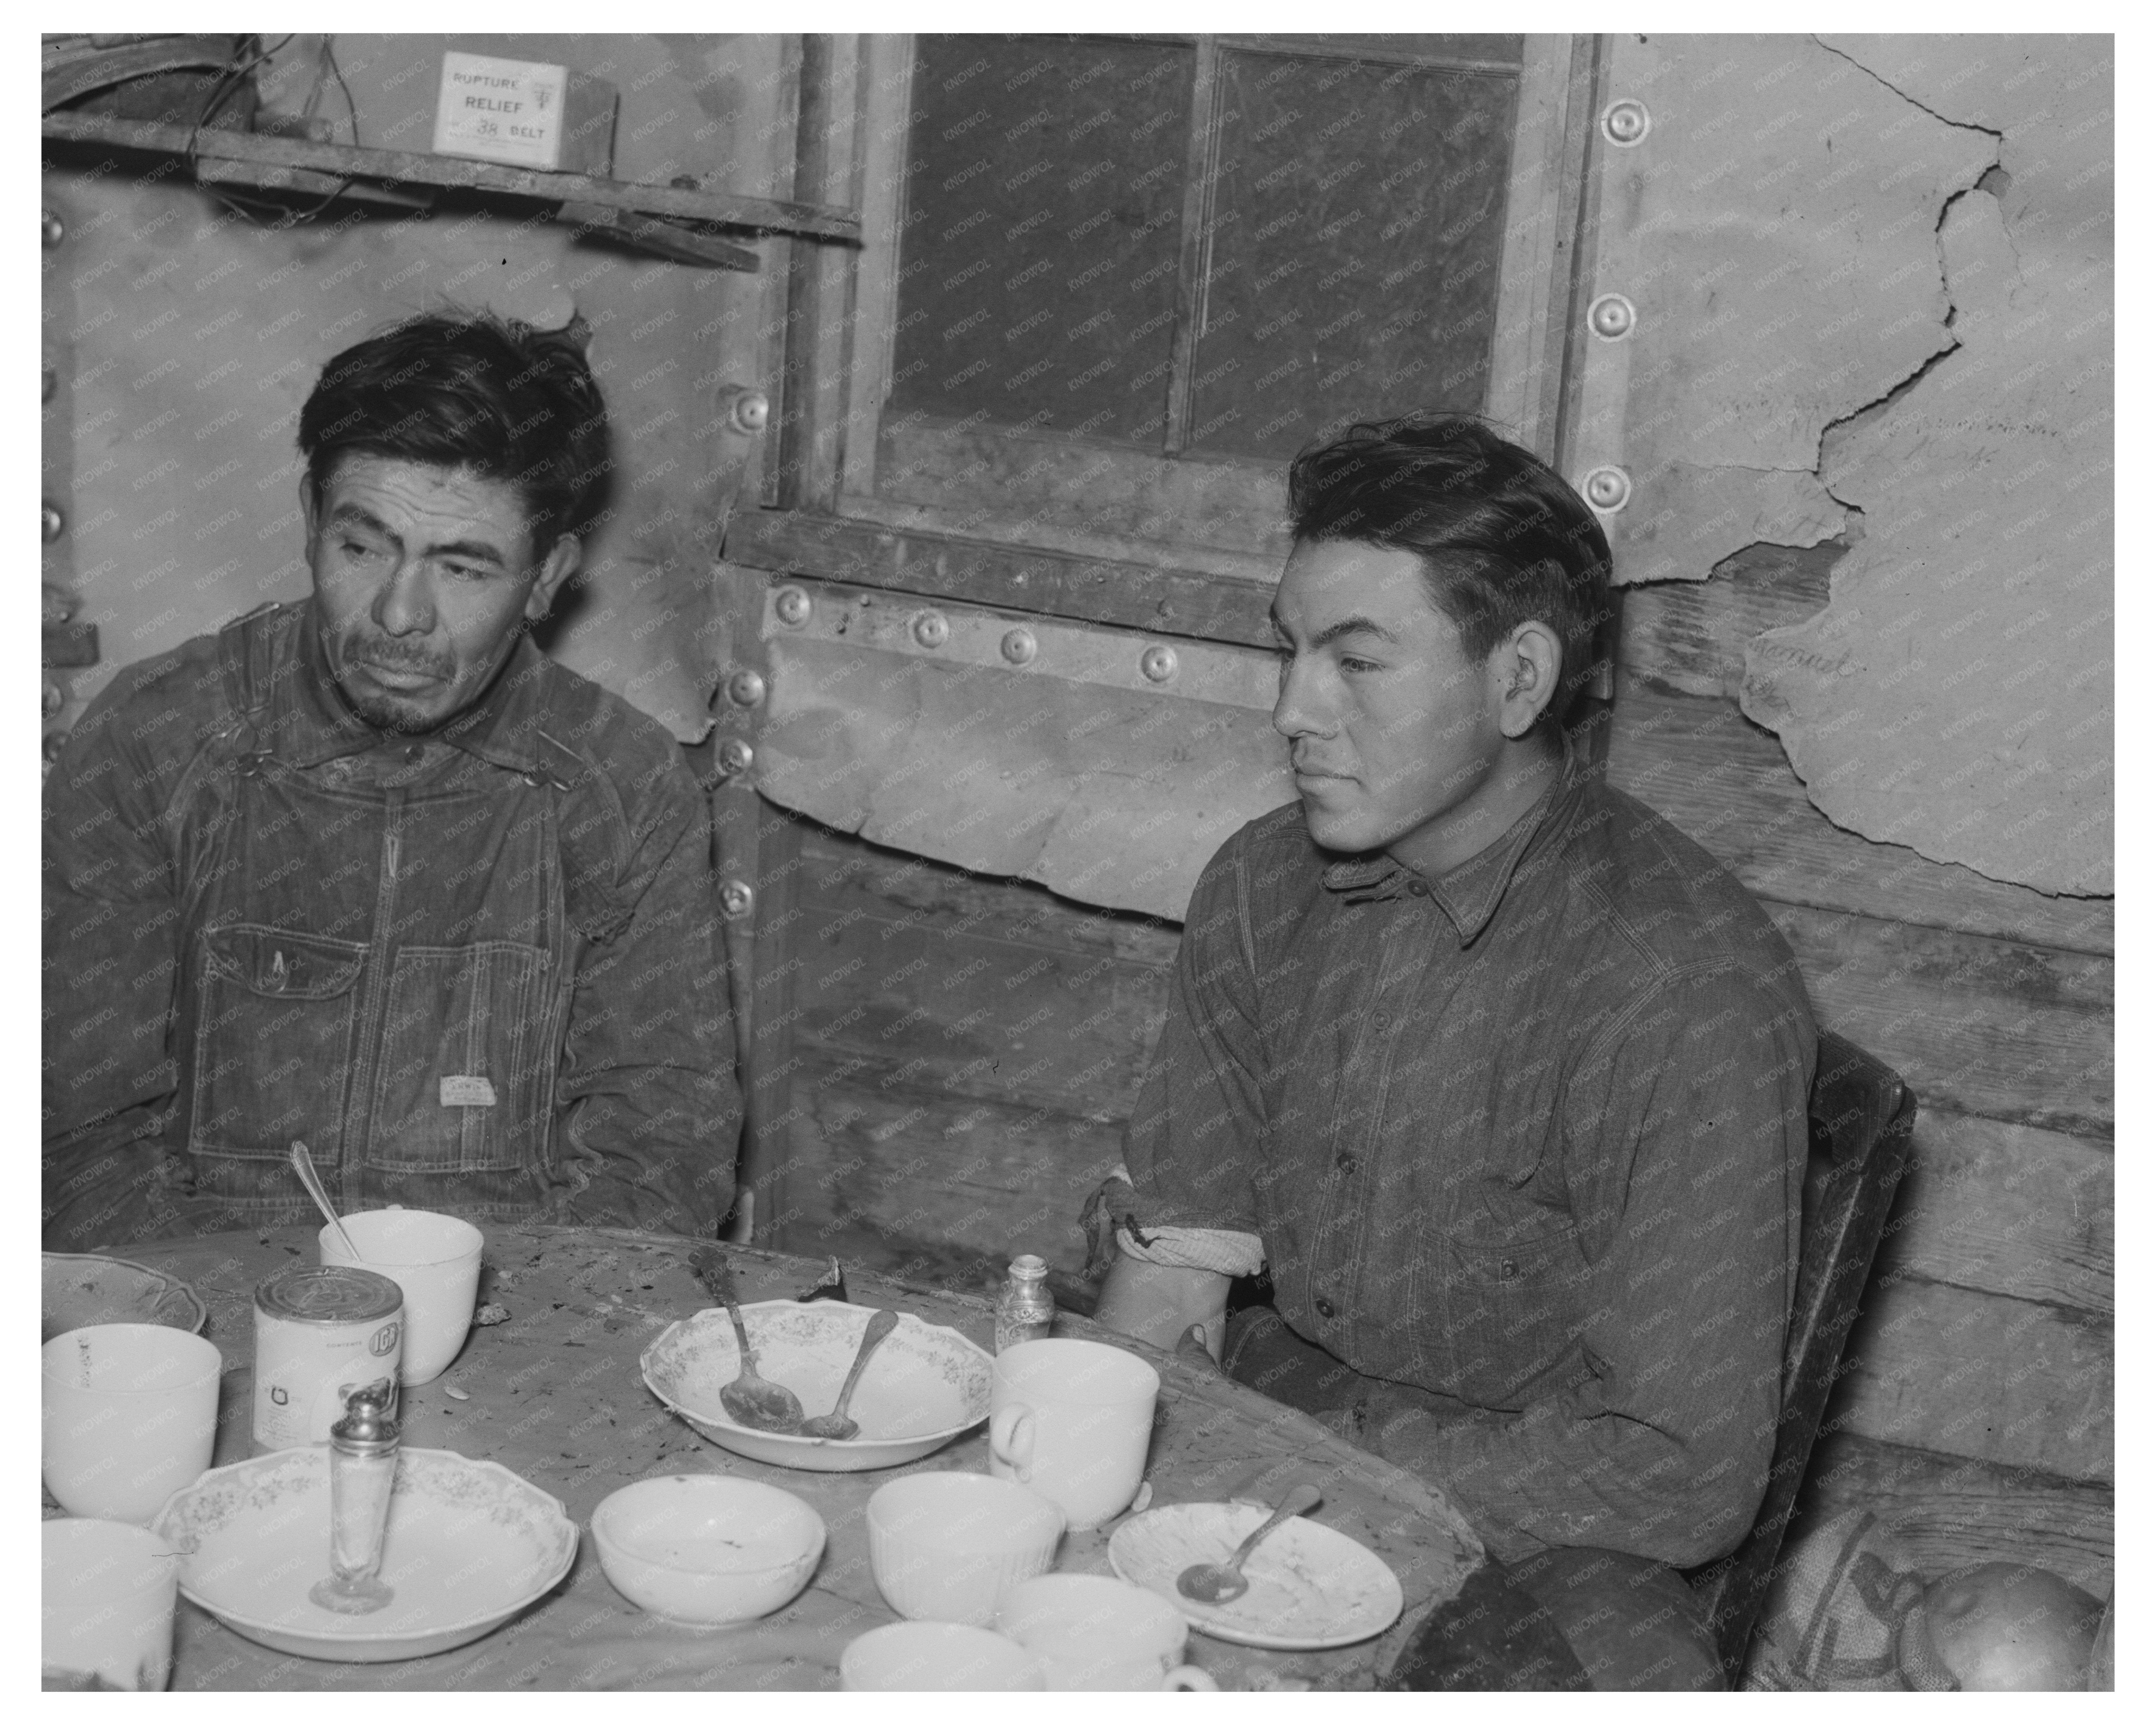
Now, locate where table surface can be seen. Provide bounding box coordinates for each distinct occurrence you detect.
[79,1224,1482,1691]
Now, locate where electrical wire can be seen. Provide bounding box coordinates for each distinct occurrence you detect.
[187,33,366,230]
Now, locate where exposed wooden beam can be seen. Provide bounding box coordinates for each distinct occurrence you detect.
[727,509,1276,648]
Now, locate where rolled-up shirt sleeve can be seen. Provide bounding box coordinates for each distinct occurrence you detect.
[1122,840,1268,1237]
[1369,965,1814,1568]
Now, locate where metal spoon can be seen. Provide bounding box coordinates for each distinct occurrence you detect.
[1176,1481,1323,1605]
[290,1140,361,1260]
[691,1246,805,1433]
[798,1307,899,1440]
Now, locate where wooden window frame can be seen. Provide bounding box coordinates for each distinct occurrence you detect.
[777,35,1593,576]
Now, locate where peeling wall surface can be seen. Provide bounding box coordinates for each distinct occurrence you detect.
[1583,35,2109,896]
[45,34,791,743]
[1579,34,1996,584]
[1740,38,2113,895]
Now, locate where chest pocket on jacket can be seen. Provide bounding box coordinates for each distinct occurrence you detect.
[191,924,365,1163]
[1441,1224,1590,1408]
[369,941,552,1174]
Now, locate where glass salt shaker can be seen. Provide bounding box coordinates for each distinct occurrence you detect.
[994,1254,1055,1354]
[309,1380,400,1615]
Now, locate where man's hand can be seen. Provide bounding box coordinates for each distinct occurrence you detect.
[1094,1256,1230,1361]
[1175,1323,1225,1377]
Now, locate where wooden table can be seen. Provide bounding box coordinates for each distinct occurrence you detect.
[106,1224,1481,1690]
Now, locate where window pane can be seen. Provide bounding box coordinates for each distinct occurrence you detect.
[890,37,1193,447]
[1189,52,1519,461]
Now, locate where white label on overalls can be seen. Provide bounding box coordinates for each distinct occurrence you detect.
[440,1075,498,1107]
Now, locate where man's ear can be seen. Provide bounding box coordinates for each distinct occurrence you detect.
[526,534,580,623]
[1494,619,1564,739]
[297,474,318,545]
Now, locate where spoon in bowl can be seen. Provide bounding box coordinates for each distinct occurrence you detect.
[798,1307,899,1440]
[1176,1480,1323,1605]
[289,1140,361,1261]
[691,1246,805,1433]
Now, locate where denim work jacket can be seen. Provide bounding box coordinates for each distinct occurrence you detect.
[43,601,740,1247]
[1123,750,1818,1566]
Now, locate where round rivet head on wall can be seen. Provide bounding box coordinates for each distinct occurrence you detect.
[1000,627,1037,666]
[726,668,767,707]
[42,208,64,248]
[718,878,756,920]
[1582,466,1633,512]
[717,737,755,777]
[1601,98,1650,146]
[773,585,811,627]
[912,610,950,649]
[42,502,66,543]
[43,679,65,721]
[725,388,770,435]
[1140,644,1179,683]
[1588,293,1636,340]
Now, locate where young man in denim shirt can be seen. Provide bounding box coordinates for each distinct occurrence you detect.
[1094,415,1817,1688]
[44,312,740,1249]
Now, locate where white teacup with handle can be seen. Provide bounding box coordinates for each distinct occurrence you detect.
[997,1573,1218,1691]
[988,1337,1159,1533]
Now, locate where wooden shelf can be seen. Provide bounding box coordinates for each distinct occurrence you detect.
[41,111,860,246]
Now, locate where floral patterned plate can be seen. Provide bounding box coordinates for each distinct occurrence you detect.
[150,1447,578,1662]
[642,1301,992,1472]
[42,1252,207,1342]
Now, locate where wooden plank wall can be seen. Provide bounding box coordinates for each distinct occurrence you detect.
[745,810,1179,1297]
[1607,542,2114,1598]
[743,537,2112,1599]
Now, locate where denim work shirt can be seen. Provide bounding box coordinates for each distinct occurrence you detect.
[43,600,740,1247]
[1123,750,1818,1567]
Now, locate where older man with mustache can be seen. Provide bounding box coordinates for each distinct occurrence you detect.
[44,311,740,1249]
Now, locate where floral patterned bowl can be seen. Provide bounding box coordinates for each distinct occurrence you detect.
[642,1301,992,1472]
[42,1252,206,1343]
[150,1447,578,1661]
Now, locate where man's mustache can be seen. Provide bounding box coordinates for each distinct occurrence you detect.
[341,633,454,679]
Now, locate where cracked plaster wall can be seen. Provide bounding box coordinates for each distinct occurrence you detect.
[1596,35,2110,895]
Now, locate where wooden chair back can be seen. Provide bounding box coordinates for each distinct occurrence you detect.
[1685,1027,1918,1681]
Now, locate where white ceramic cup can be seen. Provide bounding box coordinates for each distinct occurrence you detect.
[997,1573,1219,1691]
[41,1518,182,1690]
[841,1620,1046,1691]
[866,1471,1065,1625]
[988,1338,1159,1532]
[319,1209,484,1385]
[42,1324,222,1525]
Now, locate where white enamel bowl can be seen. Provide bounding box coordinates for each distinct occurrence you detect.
[592,1474,826,1625]
[149,1447,578,1662]
[642,1301,993,1472]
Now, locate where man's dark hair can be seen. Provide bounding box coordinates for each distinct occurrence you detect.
[297,310,608,557]
[1287,413,1614,723]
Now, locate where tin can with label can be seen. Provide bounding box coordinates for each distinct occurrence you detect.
[253,1266,404,1453]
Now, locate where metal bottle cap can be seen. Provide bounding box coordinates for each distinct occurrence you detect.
[329,1382,402,1456]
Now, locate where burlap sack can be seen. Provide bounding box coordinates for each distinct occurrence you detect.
[1742,1510,1928,1690]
